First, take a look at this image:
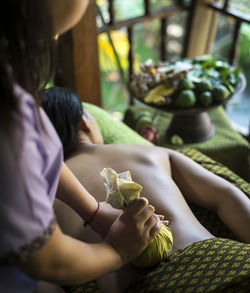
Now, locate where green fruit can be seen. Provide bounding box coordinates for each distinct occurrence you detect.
[198,91,212,106]
[174,90,196,108]
[170,135,183,146]
[212,85,230,102]
[177,78,194,91]
[196,80,213,92]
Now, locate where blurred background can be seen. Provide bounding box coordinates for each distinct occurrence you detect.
[96,0,250,136]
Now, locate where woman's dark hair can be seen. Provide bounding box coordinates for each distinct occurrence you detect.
[41,87,83,159]
[0,0,56,147]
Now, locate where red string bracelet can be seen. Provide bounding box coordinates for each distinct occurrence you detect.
[83,201,100,228]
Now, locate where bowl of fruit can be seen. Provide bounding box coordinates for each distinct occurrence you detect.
[131,55,245,143]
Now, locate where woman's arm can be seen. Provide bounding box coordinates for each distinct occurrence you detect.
[167,149,250,243]
[56,163,121,237]
[56,162,98,223]
[20,225,122,284]
[19,198,161,284]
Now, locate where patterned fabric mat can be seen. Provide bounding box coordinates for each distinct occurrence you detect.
[126,238,250,293]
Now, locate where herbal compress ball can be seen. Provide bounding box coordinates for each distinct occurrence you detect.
[100,168,173,267]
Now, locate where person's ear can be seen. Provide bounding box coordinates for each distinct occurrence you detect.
[79,115,91,133]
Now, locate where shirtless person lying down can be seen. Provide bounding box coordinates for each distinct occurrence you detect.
[41,87,250,293]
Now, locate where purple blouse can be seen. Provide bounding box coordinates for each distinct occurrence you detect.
[0,85,63,292]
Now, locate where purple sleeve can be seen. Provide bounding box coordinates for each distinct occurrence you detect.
[0,87,62,266]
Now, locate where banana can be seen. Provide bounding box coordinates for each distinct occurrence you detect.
[144,84,175,105]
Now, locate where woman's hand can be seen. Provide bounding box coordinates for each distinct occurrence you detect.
[105,197,162,265]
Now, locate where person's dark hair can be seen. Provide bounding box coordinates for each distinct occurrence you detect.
[0,0,56,149]
[41,87,83,159]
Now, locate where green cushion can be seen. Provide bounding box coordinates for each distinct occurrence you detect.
[83,103,152,146]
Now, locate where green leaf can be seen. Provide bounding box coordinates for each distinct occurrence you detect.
[233,68,242,76]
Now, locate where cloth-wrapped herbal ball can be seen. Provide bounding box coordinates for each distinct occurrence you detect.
[100,168,173,267]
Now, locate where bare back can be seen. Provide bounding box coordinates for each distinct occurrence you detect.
[54,143,214,292]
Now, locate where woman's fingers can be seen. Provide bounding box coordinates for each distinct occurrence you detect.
[162,220,169,226]
[144,214,158,229]
[121,197,149,220]
[149,219,162,238]
[129,199,162,241]
[122,198,168,234]
[144,214,162,238]
[155,214,164,220]
[106,197,163,264]
[154,214,170,226]
[137,204,155,222]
